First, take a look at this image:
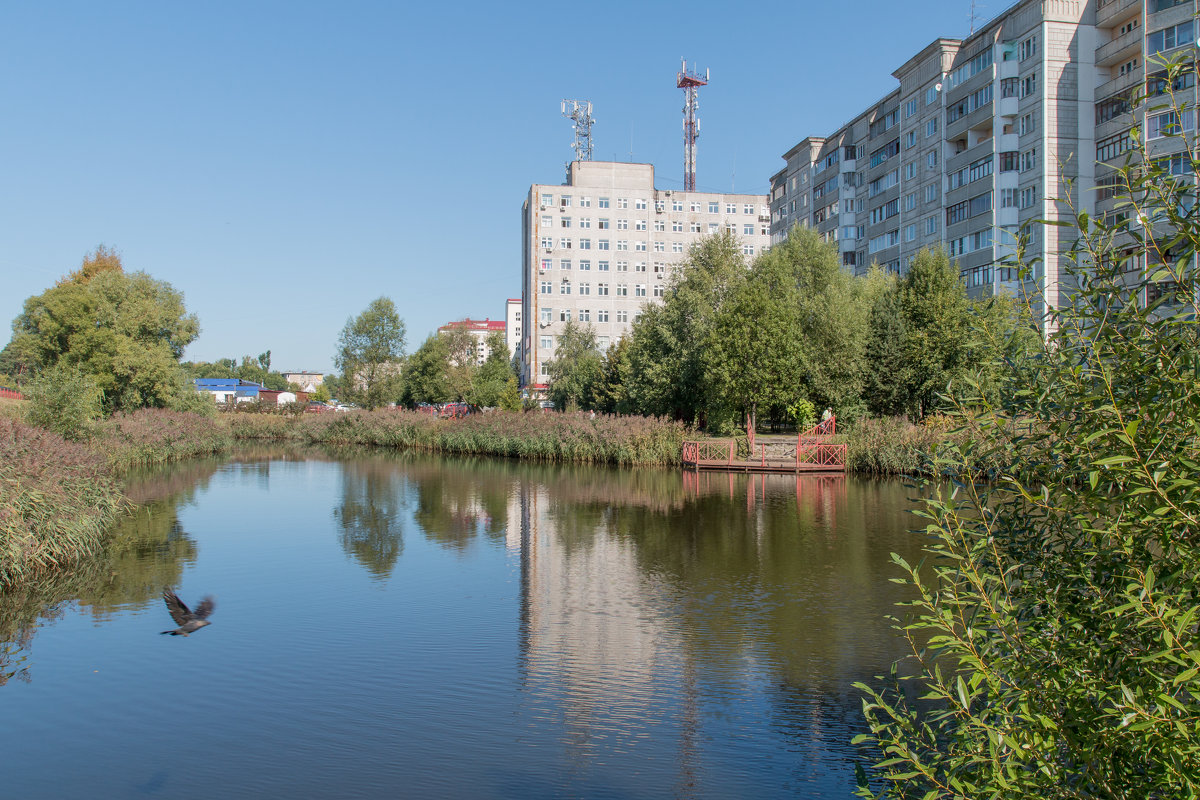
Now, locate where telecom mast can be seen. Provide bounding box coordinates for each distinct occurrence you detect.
[676,59,708,192]
[561,99,595,174]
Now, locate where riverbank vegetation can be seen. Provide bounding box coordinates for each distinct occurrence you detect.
[227,408,686,466]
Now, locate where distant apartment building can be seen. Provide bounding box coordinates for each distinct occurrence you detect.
[521,160,770,387]
[769,0,1117,326]
[437,318,507,365]
[505,298,521,363]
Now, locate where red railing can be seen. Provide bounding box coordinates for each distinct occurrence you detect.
[797,442,847,469]
[0,387,23,400]
[681,440,735,466]
[799,416,836,441]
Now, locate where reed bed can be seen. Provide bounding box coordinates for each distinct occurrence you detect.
[839,415,963,476]
[96,408,232,471]
[228,409,688,466]
[0,418,124,588]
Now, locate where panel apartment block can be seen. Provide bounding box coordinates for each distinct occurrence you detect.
[521,161,770,387]
[770,0,1100,328]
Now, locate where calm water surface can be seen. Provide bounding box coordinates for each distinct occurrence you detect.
[0,449,926,799]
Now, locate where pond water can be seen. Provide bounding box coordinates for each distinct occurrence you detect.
[0,449,927,799]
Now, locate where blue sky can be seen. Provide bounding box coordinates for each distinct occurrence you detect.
[1,0,980,374]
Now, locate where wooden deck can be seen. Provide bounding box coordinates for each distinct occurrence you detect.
[681,428,846,474]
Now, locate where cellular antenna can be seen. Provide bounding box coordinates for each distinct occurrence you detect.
[561,99,595,166]
[676,59,708,192]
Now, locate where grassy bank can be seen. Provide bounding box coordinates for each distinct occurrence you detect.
[0,418,124,586]
[228,409,688,466]
[0,409,231,589]
[839,415,963,476]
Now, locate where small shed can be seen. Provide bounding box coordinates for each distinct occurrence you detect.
[194,378,263,404]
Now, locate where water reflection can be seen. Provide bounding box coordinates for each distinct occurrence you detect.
[0,450,926,798]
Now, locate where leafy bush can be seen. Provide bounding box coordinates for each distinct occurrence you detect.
[855,71,1200,797]
[96,409,231,471]
[22,363,103,441]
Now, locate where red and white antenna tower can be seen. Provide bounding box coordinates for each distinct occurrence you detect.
[677,59,708,192]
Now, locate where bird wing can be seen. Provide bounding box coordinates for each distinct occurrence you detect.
[163,588,192,625]
[193,597,215,620]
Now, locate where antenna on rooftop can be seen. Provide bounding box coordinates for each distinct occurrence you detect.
[969,0,985,35]
[561,99,595,179]
[677,59,708,192]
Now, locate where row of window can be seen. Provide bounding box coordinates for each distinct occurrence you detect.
[540,194,763,215]
[538,308,631,326]
[539,259,670,273]
[539,281,664,298]
[541,216,762,235]
[540,238,682,252]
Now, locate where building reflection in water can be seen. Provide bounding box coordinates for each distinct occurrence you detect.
[507,468,922,794]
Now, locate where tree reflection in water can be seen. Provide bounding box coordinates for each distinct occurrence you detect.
[334,456,411,580]
[0,458,220,685]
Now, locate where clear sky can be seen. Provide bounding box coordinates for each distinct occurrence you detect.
[1,0,986,374]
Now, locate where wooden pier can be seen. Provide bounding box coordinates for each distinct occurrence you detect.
[681,417,846,474]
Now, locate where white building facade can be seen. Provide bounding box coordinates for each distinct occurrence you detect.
[521,161,770,388]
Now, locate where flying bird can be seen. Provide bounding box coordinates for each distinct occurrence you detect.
[160,588,215,636]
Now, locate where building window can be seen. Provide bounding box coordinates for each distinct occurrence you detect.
[1020,148,1038,172]
[578,238,591,250]
[616,198,628,209]
[654,241,665,252]
[743,203,753,214]
[540,336,552,349]
[616,284,628,296]
[634,262,647,272]
[616,261,628,272]
[654,220,665,232]
[1147,109,1195,139]
[541,193,553,207]
[616,240,628,251]
[560,259,571,270]
[579,196,590,208]
[598,197,610,208]
[597,240,610,250]
[540,281,552,294]
[616,219,628,230]
[1019,34,1037,61]
[560,195,571,208]
[690,202,701,212]
[597,283,609,295]
[635,284,646,297]
[579,217,591,229]
[560,238,572,249]
[559,282,571,295]
[653,285,665,298]
[672,242,683,253]
[541,215,553,228]
[905,131,917,148]
[905,98,918,118]
[904,192,917,211]
[708,201,719,213]
[1019,186,1037,209]
[540,308,552,324]
[742,244,755,255]
[635,241,647,252]
[1021,72,1037,98]
[579,309,590,321]
[655,200,665,212]
[905,162,917,180]
[560,309,571,322]
[579,282,590,296]
[672,199,684,211]
[927,150,938,169]
[598,310,609,322]
[635,219,647,231]
[560,217,571,228]
[925,216,938,235]
[635,198,647,210]
[540,236,554,249]
[672,220,683,232]
[1019,112,1036,136]
[579,259,590,271]
[1148,21,1195,56]
[742,223,754,235]
[598,260,610,271]
[616,310,628,323]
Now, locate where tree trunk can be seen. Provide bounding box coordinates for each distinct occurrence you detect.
[747,403,756,450]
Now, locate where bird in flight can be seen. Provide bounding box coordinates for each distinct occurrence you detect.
[160,588,215,636]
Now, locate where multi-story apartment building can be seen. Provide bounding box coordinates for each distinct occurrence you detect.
[505,298,522,362]
[521,161,770,387]
[770,0,1103,326]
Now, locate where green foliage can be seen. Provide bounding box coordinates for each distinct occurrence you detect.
[897,248,970,419]
[498,375,522,412]
[9,252,200,413]
[401,335,450,406]
[855,74,1200,796]
[470,332,512,407]
[595,336,633,414]
[335,297,406,410]
[786,398,816,431]
[310,383,331,403]
[624,231,747,422]
[546,321,603,411]
[22,362,103,441]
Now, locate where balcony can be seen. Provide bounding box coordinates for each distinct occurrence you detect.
[1097,67,1144,100]
[1096,26,1143,67]
[1097,0,1141,28]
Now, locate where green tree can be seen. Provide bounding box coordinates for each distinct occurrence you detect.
[441,327,478,402]
[862,272,911,417]
[705,257,804,439]
[470,332,511,407]
[595,335,633,414]
[8,250,200,412]
[400,335,450,406]
[898,248,970,419]
[624,231,746,422]
[545,321,602,411]
[497,375,521,411]
[335,297,406,409]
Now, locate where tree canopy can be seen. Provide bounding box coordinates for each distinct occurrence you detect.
[335,297,406,409]
[8,247,200,412]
